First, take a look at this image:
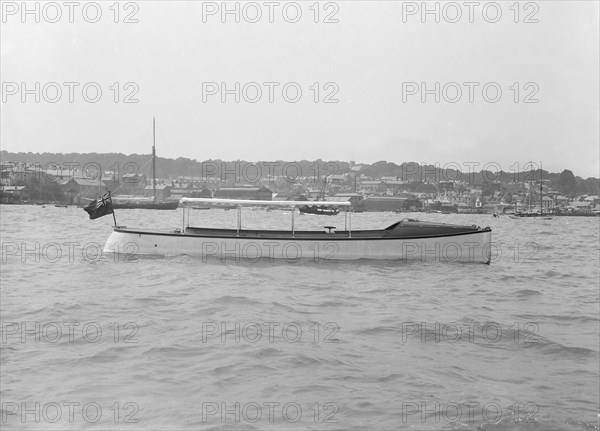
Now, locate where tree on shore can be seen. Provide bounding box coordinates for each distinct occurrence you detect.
[557,169,577,197]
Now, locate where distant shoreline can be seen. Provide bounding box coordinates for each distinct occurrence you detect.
[2,201,599,217]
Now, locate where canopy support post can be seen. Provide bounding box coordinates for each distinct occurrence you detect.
[291,207,295,237]
[349,210,352,238]
[345,208,348,231]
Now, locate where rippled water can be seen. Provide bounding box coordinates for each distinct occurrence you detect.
[1,205,599,430]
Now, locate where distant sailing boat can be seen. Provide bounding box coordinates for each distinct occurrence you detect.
[510,162,552,220]
[112,118,178,210]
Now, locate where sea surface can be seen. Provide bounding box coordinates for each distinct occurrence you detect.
[1,205,599,430]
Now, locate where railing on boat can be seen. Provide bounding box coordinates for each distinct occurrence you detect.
[178,198,353,238]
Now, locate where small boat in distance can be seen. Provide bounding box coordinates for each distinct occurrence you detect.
[509,211,552,220]
[299,205,340,216]
[299,177,340,216]
[112,118,178,210]
[103,198,493,263]
[111,199,179,210]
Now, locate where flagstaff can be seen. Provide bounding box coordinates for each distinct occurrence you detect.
[109,191,118,226]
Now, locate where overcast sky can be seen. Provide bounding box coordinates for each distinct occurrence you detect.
[1,1,599,177]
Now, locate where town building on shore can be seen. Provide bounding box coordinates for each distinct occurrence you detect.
[0,186,28,203]
[330,193,365,212]
[144,184,172,201]
[363,196,423,212]
[214,186,273,201]
[58,177,107,203]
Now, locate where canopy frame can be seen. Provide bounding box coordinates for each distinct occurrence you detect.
[179,197,351,208]
[179,198,353,237]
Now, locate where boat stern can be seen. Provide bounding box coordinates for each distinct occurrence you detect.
[384,220,493,264]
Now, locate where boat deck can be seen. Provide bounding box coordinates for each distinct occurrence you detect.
[114,220,489,241]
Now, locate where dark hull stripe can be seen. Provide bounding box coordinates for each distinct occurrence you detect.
[113,228,491,241]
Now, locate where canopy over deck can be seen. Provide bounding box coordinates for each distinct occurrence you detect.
[179,198,352,208]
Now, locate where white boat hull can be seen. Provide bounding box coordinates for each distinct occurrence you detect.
[103,228,492,264]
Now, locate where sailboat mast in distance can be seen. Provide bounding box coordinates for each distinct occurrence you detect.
[152,117,157,204]
[540,161,543,214]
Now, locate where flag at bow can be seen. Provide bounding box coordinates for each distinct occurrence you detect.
[83,192,114,220]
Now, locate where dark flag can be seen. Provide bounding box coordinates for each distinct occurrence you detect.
[83,192,114,220]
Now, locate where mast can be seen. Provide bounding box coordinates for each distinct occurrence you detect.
[152,117,157,204]
[528,163,533,212]
[540,161,543,214]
